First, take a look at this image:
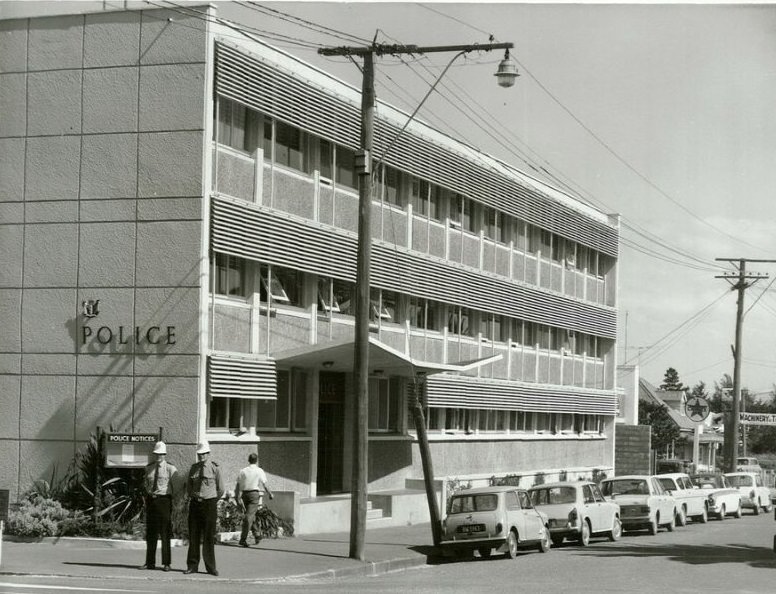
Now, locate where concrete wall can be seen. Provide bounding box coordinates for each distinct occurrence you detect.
[614,424,652,475]
[0,7,209,500]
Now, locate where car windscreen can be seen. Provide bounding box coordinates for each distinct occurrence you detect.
[726,475,754,487]
[530,487,576,505]
[601,479,649,497]
[449,494,499,514]
[657,478,676,491]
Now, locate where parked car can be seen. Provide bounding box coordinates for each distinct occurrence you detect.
[441,486,551,559]
[599,475,677,534]
[656,473,709,524]
[736,457,763,473]
[689,473,742,520]
[529,481,621,547]
[724,472,773,515]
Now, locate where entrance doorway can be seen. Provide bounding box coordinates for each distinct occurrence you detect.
[317,371,346,494]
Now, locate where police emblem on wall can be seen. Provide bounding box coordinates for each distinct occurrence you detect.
[82,299,100,318]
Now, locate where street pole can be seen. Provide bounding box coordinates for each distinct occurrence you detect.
[319,40,515,561]
[715,258,773,471]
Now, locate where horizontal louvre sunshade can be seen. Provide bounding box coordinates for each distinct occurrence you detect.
[211,197,617,338]
[208,354,277,400]
[426,375,617,416]
[214,41,618,258]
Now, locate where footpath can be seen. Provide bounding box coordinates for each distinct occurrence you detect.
[0,523,437,583]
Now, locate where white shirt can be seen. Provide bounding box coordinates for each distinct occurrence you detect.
[237,463,268,492]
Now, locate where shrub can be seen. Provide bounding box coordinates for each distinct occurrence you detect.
[6,495,70,537]
[491,474,521,487]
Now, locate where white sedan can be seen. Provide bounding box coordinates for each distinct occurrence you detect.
[599,475,677,534]
[529,481,622,547]
[724,472,773,515]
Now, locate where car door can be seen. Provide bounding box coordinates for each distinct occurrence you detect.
[517,490,544,543]
[652,477,673,520]
[591,483,612,532]
[581,484,600,532]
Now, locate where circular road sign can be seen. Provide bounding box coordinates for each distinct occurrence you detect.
[686,396,711,423]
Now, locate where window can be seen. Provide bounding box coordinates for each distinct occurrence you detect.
[274,120,303,171]
[536,412,553,432]
[368,377,401,432]
[370,289,392,322]
[216,97,261,153]
[318,139,333,179]
[484,207,506,242]
[380,290,399,322]
[451,195,477,233]
[537,325,552,350]
[256,370,308,431]
[213,253,246,297]
[260,267,289,303]
[335,145,357,189]
[480,313,503,342]
[378,165,401,206]
[332,278,355,315]
[478,409,505,432]
[539,229,553,258]
[523,322,536,347]
[410,178,439,220]
[448,306,472,336]
[445,408,473,432]
[260,265,303,307]
[408,296,440,331]
[318,277,340,313]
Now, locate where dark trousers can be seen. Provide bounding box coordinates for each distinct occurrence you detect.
[145,495,172,566]
[187,498,218,572]
[240,491,263,543]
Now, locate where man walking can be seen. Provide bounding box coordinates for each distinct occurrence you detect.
[234,452,274,547]
[140,440,177,572]
[185,441,223,576]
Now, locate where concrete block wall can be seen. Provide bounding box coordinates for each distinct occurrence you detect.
[0,6,211,501]
[614,424,652,475]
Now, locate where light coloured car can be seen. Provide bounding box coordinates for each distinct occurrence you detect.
[441,486,551,559]
[599,475,677,534]
[724,472,773,515]
[529,481,622,547]
[736,457,762,473]
[690,473,742,520]
[656,473,710,524]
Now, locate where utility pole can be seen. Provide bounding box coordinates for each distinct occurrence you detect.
[715,258,773,471]
[319,40,516,561]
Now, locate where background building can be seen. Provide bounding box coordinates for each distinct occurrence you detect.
[0,4,620,532]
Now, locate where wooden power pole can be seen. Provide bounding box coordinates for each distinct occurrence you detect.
[715,258,772,471]
[319,40,514,561]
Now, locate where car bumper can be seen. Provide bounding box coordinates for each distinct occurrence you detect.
[439,537,507,551]
[620,514,651,528]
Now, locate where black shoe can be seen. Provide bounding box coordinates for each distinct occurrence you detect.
[207,569,219,576]
[239,541,249,547]
[162,565,171,572]
[183,568,196,574]
[139,564,156,570]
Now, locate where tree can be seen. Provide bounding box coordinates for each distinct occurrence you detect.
[638,399,681,456]
[659,367,685,392]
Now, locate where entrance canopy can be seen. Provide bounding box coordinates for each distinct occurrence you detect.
[273,336,501,378]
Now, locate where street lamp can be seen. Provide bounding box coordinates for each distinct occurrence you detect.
[319,39,516,561]
[495,49,519,88]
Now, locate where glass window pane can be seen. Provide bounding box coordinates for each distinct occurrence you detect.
[335,146,357,189]
[256,398,277,430]
[209,397,227,428]
[276,371,290,429]
[275,121,302,170]
[293,372,307,431]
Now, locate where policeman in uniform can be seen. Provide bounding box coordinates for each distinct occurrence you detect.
[141,440,177,571]
[234,452,274,547]
[184,441,223,576]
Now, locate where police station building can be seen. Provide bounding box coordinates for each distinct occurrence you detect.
[0,5,620,533]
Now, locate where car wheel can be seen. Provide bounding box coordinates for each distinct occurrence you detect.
[764,502,773,513]
[718,504,726,520]
[577,520,591,546]
[698,507,708,524]
[478,547,492,559]
[608,517,622,542]
[676,507,687,527]
[648,516,659,535]
[734,503,742,519]
[505,530,519,560]
[666,510,676,532]
[537,526,551,553]
[551,535,564,547]
[754,502,761,515]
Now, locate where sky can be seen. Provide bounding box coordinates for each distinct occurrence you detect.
[3,1,776,397]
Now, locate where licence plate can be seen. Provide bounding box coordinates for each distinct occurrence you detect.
[458,524,485,534]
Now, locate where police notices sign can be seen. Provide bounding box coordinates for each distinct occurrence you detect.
[739,413,776,426]
[105,433,158,468]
